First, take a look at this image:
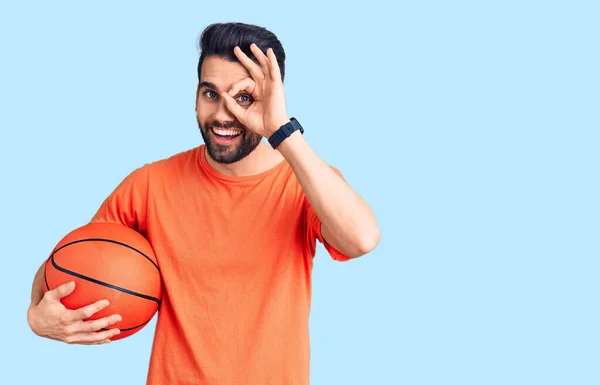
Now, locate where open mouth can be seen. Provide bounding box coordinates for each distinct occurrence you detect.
[211,127,243,142]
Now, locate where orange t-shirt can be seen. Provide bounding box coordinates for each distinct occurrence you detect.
[90,144,349,385]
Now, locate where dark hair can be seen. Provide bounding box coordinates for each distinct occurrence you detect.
[197,22,286,83]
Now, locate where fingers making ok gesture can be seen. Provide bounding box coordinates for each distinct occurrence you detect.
[220,43,290,138]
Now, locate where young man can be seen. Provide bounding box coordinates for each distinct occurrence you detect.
[27,22,380,384]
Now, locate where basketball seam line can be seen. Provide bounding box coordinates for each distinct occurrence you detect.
[44,257,156,332]
[44,257,51,291]
[50,255,161,305]
[52,237,160,272]
[101,319,151,332]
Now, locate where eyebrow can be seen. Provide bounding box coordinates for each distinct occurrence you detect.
[199,81,218,91]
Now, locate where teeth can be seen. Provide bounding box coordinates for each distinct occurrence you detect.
[213,128,242,136]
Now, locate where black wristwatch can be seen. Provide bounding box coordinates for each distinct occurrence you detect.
[268,117,304,149]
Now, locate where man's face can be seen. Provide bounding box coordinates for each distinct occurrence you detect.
[195,56,262,164]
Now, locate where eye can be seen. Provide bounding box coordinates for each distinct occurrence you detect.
[203,90,218,99]
[236,94,253,106]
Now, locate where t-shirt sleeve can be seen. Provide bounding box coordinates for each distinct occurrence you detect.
[90,164,150,233]
[303,166,351,262]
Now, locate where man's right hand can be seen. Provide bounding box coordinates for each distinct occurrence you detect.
[27,281,122,344]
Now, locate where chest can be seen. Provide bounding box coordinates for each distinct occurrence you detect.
[145,175,308,276]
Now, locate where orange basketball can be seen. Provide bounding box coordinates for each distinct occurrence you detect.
[43,222,162,340]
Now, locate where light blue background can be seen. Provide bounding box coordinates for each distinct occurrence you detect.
[1,1,598,384]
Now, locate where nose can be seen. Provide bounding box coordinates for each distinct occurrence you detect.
[214,96,236,123]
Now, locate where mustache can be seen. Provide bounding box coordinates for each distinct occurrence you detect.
[205,120,245,130]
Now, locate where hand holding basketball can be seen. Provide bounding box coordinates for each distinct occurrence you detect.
[27,281,121,344]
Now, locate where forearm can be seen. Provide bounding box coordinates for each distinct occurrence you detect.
[277,131,380,258]
[30,262,45,306]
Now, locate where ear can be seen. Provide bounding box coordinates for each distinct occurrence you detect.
[195,82,200,112]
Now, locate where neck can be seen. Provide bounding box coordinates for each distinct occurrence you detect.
[204,141,284,177]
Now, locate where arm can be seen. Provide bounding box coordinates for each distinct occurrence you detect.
[27,165,148,343]
[30,261,45,306]
[27,259,121,344]
[219,44,380,257]
[277,131,380,258]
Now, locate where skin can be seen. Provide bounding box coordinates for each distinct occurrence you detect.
[199,44,381,257]
[28,43,381,345]
[195,52,287,175]
[27,269,121,344]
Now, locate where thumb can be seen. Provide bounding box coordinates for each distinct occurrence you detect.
[47,281,75,301]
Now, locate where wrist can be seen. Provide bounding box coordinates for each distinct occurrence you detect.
[276,130,304,153]
[268,117,304,149]
[266,117,291,138]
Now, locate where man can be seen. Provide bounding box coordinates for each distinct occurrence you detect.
[27,22,380,384]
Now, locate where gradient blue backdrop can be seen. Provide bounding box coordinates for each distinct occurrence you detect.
[1,1,598,384]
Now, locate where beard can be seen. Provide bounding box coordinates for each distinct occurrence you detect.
[198,117,263,164]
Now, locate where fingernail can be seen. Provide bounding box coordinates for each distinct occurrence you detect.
[115,315,122,322]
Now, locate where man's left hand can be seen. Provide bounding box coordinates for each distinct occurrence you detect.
[220,43,290,138]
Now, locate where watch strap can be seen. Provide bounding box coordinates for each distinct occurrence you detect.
[268,117,303,149]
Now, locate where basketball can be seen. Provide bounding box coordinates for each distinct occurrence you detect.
[43,222,162,340]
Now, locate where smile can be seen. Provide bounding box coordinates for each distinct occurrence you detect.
[211,127,243,142]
